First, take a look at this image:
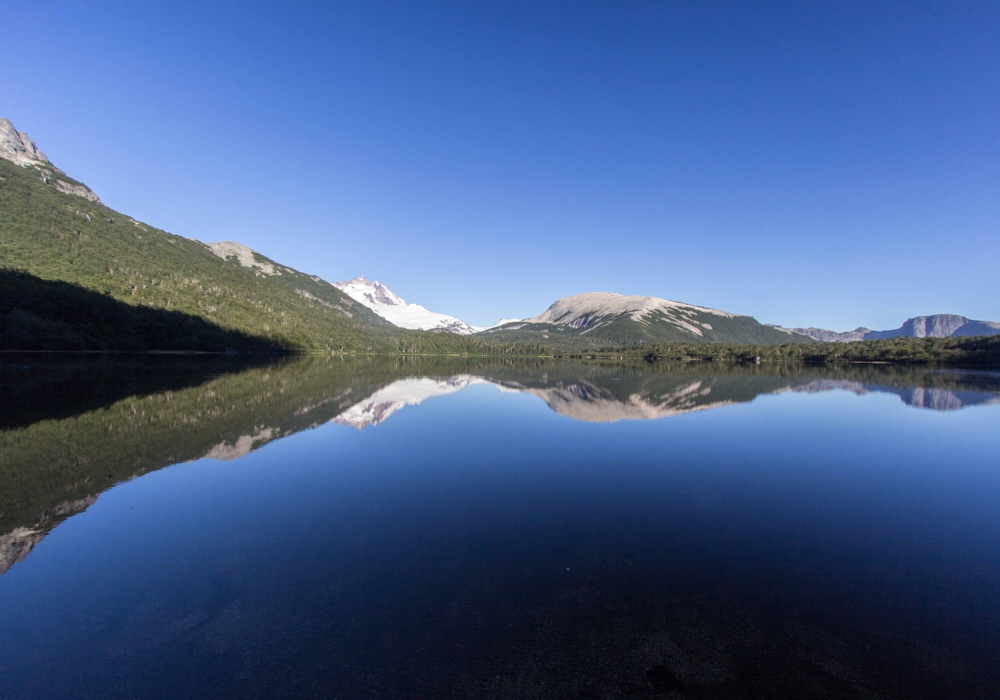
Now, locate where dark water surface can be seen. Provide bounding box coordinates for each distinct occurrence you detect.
[1,356,999,699]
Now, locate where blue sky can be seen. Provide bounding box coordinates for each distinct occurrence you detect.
[3,1,997,329]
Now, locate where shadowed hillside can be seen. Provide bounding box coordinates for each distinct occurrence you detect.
[0,269,284,352]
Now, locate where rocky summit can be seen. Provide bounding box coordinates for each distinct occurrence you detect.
[0,117,100,203]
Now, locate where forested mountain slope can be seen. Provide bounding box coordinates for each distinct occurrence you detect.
[0,156,411,350]
[0,127,543,354]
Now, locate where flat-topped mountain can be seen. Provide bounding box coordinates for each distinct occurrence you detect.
[334,276,516,335]
[478,292,812,349]
[783,314,1000,343]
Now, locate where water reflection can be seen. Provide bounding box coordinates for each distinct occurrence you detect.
[2,356,999,698]
[330,364,1000,429]
[2,355,998,577]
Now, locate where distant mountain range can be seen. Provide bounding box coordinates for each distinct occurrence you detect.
[1,115,997,352]
[775,315,1000,343]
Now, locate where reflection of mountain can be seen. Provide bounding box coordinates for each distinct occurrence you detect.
[3,357,999,575]
[0,497,96,575]
[330,368,1000,428]
[333,376,495,429]
[788,379,1000,411]
[0,355,421,574]
[512,380,733,422]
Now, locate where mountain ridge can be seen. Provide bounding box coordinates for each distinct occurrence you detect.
[777,314,1000,343]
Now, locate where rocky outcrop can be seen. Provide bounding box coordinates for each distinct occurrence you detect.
[206,241,279,275]
[54,178,101,203]
[0,117,49,166]
[0,117,101,202]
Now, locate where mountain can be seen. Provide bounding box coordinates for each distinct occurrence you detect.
[334,276,516,335]
[0,117,100,202]
[332,375,499,428]
[782,315,1000,343]
[0,117,520,354]
[476,292,813,349]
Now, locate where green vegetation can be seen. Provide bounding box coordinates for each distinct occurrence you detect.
[602,335,1000,366]
[0,158,543,355]
[0,269,284,352]
[3,156,995,367]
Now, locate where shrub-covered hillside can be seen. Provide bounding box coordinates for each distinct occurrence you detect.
[0,157,543,355]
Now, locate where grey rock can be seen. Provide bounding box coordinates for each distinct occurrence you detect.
[787,315,1000,343]
[55,178,101,203]
[0,117,101,202]
[0,117,49,166]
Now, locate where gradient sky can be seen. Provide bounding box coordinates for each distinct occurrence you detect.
[3,1,997,329]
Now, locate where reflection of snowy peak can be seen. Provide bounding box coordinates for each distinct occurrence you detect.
[333,276,517,335]
[333,376,497,429]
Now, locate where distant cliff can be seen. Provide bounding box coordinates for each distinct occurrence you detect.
[780,314,1000,343]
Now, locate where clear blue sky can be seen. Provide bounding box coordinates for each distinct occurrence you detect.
[3,1,997,329]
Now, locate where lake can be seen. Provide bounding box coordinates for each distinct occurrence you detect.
[1,356,998,698]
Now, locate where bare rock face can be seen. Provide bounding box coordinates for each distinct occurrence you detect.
[54,178,101,203]
[0,117,49,166]
[206,241,279,275]
[787,315,1000,343]
[0,117,101,202]
[892,315,974,338]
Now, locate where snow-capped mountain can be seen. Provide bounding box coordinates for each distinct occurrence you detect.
[333,276,517,335]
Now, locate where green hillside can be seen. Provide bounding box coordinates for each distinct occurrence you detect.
[0,157,405,350]
[0,157,541,355]
[627,334,1000,366]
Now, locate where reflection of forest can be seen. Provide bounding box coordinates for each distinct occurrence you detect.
[2,356,999,574]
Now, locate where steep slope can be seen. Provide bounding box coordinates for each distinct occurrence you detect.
[477,292,812,349]
[0,118,502,353]
[334,276,516,334]
[783,315,1000,343]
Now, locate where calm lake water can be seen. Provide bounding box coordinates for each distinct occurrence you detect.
[1,356,998,699]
